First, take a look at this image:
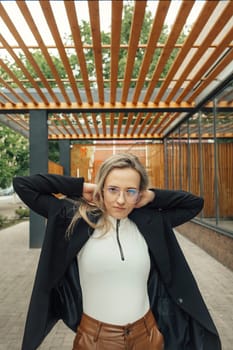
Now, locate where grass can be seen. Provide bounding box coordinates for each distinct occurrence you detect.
[0,207,29,230]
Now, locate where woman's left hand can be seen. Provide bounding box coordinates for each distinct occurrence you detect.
[82,182,96,203]
[134,190,155,208]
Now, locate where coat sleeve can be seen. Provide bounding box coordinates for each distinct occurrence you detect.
[13,174,84,218]
[148,188,204,227]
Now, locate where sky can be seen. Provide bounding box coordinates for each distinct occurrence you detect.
[0,0,205,46]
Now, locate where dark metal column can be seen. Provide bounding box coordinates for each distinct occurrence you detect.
[59,140,70,175]
[29,110,48,248]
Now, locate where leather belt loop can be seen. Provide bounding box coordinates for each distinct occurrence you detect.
[94,322,102,342]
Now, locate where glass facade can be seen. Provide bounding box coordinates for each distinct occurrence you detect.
[164,80,233,236]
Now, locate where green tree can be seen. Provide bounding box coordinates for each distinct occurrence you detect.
[0,124,29,188]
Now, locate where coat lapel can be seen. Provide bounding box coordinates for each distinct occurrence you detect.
[130,208,172,285]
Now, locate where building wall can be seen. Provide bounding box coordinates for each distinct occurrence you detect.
[176,221,233,271]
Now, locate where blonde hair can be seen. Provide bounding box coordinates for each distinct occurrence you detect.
[66,153,149,236]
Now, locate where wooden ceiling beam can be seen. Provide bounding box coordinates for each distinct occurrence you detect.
[191,50,233,102]
[100,113,107,137]
[88,0,105,105]
[17,0,71,106]
[0,91,16,106]
[157,112,180,135]
[49,116,67,137]
[117,112,125,137]
[144,112,163,134]
[0,33,52,105]
[154,1,218,104]
[132,0,170,104]
[110,113,115,137]
[110,0,123,105]
[0,61,38,106]
[123,112,134,136]
[130,112,144,137]
[143,0,195,104]
[121,1,147,104]
[64,1,93,105]
[6,114,29,131]
[166,1,233,103]
[82,113,93,136]
[40,0,82,105]
[63,113,79,136]
[137,112,152,136]
[152,112,173,134]
[0,2,59,105]
[91,113,100,137]
[0,101,195,111]
[72,114,86,137]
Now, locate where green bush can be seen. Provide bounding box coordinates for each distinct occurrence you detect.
[15,207,30,219]
[0,215,8,228]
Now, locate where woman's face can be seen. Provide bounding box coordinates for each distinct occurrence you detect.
[103,167,141,219]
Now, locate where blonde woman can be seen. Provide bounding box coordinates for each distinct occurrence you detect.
[13,153,221,350]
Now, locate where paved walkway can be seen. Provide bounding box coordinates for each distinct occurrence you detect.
[0,221,232,350]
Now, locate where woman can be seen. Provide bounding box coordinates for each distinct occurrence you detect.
[13,153,221,350]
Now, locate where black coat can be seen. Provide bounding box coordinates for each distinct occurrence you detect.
[13,174,221,350]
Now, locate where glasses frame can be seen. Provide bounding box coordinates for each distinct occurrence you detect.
[103,186,140,204]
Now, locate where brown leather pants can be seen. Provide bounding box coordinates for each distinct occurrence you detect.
[72,309,164,350]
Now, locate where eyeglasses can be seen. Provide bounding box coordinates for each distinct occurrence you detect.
[104,186,139,203]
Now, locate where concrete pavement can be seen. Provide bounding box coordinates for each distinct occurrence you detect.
[0,221,232,350]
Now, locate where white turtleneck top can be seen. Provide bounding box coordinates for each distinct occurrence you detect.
[77,216,151,325]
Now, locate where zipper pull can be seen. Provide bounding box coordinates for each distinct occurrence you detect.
[116,219,125,261]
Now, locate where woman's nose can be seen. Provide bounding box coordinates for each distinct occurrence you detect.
[116,191,125,204]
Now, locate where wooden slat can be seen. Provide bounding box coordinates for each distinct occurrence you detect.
[188,49,233,103]
[82,113,93,136]
[91,113,100,137]
[184,27,233,103]
[0,33,52,105]
[110,0,123,104]
[88,0,105,104]
[152,112,174,134]
[166,1,233,103]
[137,112,152,136]
[0,60,38,105]
[0,78,28,105]
[157,112,180,135]
[121,1,147,104]
[154,1,218,104]
[50,116,67,137]
[100,113,107,136]
[144,112,163,135]
[117,112,125,136]
[59,118,73,137]
[63,113,79,137]
[143,0,195,104]
[123,112,134,136]
[130,112,144,136]
[132,1,171,104]
[72,114,86,137]
[0,2,58,105]
[17,0,71,105]
[40,0,82,105]
[6,114,29,131]
[64,1,93,105]
[0,91,16,106]
[110,113,115,137]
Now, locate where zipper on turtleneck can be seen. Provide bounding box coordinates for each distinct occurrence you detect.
[116,219,125,261]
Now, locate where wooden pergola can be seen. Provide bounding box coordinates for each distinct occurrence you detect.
[0,0,233,140]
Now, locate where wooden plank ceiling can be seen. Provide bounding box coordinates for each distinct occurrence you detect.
[0,0,233,140]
